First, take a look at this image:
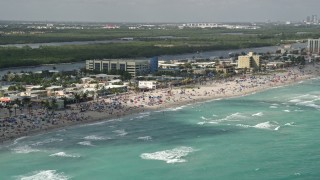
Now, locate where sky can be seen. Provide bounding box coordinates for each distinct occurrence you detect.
[0,0,319,23]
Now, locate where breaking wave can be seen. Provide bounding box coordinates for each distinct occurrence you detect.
[113,129,128,136]
[49,152,80,158]
[11,136,28,146]
[32,138,63,146]
[18,170,69,180]
[12,145,41,154]
[252,112,264,117]
[166,105,186,111]
[77,141,94,146]
[254,121,280,131]
[197,121,206,125]
[83,135,111,141]
[284,122,296,126]
[201,116,208,120]
[236,121,280,131]
[212,112,248,123]
[137,136,152,141]
[140,146,195,164]
[135,112,151,119]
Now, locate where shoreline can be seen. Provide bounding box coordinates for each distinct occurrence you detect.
[1,64,319,144]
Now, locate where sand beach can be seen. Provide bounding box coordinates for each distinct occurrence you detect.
[1,64,319,143]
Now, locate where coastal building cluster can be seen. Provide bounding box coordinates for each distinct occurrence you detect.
[0,39,318,106]
[0,40,318,107]
[180,23,260,29]
[304,14,319,25]
[0,39,320,141]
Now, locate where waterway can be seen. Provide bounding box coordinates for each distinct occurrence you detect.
[0,40,134,49]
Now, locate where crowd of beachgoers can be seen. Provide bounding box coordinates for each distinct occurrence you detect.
[1,64,319,142]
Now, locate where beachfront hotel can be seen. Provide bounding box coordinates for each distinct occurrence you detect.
[86,58,158,77]
[307,38,320,54]
[237,52,261,72]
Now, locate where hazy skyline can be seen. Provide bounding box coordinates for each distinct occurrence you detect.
[1,0,319,23]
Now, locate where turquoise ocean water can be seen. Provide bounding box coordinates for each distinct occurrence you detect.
[1,78,320,180]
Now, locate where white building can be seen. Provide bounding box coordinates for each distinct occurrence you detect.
[138,81,157,90]
[86,59,150,77]
[307,38,320,54]
[183,23,218,28]
[46,86,63,96]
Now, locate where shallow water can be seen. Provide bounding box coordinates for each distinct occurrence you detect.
[1,78,320,180]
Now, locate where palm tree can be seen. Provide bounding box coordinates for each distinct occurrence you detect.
[74,93,81,104]
[51,98,58,115]
[100,86,107,96]
[13,104,19,116]
[82,92,88,102]
[6,105,12,117]
[27,103,32,115]
[22,97,30,107]
[44,100,50,115]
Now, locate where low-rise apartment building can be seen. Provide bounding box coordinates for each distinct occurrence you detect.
[86,59,150,77]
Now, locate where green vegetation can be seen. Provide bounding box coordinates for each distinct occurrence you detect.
[3,71,81,87]
[0,25,320,68]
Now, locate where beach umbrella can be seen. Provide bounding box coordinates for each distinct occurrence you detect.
[0,97,10,103]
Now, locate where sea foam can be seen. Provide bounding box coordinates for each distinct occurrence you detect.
[49,152,80,158]
[166,106,186,111]
[12,136,28,146]
[113,129,128,136]
[12,145,41,154]
[252,112,264,117]
[236,121,280,131]
[197,121,206,125]
[219,112,248,121]
[289,99,301,103]
[269,106,278,109]
[137,136,152,141]
[19,170,69,180]
[284,122,296,126]
[83,135,110,141]
[135,112,151,119]
[201,116,208,120]
[236,124,251,128]
[32,138,63,146]
[77,141,94,146]
[254,121,280,131]
[140,146,195,164]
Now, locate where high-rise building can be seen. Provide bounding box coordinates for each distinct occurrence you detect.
[307,38,320,54]
[306,16,311,23]
[312,15,318,24]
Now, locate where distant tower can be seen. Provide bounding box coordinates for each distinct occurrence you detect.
[312,15,318,24]
[306,16,311,23]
